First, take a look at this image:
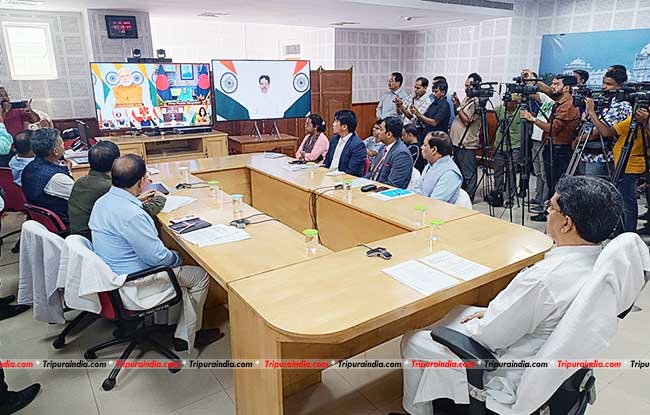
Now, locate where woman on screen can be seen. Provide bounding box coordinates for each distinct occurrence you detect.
[296,114,329,163]
[196,107,209,124]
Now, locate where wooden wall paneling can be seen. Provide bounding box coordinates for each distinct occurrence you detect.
[351,102,379,140]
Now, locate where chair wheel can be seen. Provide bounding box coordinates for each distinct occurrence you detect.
[102,378,116,391]
[84,351,97,360]
[169,367,181,374]
[52,338,65,349]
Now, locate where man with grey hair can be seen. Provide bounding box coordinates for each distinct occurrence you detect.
[21,128,74,224]
[394,176,623,415]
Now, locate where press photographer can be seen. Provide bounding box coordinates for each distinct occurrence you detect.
[608,84,650,232]
[448,73,486,201]
[581,67,632,178]
[0,86,40,138]
[521,74,581,222]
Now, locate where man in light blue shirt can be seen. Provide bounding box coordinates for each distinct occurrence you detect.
[376,72,409,120]
[89,154,222,352]
[8,130,34,186]
[418,131,462,204]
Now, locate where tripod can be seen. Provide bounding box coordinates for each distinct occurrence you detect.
[611,105,650,234]
[490,100,522,222]
[462,97,492,205]
[565,118,613,180]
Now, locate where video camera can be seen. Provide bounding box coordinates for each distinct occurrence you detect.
[505,76,538,96]
[466,81,496,100]
[615,83,650,107]
[572,87,612,112]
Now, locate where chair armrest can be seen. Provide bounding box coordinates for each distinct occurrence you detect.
[111,265,183,320]
[125,265,183,299]
[431,327,498,415]
[431,327,499,366]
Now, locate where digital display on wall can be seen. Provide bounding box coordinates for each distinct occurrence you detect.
[105,15,138,39]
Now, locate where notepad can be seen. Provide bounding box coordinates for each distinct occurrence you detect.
[383,260,460,295]
[420,250,492,281]
[369,188,414,201]
[179,224,251,247]
[161,196,196,213]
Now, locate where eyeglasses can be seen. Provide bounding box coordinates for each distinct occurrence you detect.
[372,126,381,130]
[544,200,566,217]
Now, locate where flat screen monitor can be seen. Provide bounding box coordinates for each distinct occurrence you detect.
[211,59,311,121]
[75,119,91,148]
[90,62,213,131]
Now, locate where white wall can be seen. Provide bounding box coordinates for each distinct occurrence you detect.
[0,9,94,119]
[150,17,335,70]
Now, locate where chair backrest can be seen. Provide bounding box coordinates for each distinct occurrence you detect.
[454,188,473,209]
[363,157,371,176]
[24,203,67,234]
[0,167,27,213]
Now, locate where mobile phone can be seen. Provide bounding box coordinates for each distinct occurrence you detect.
[11,101,27,109]
[145,181,170,195]
[374,186,389,192]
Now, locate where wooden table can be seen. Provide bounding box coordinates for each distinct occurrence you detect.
[148,154,552,415]
[228,214,552,413]
[228,134,301,157]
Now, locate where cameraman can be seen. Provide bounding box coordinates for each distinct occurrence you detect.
[521,74,581,222]
[608,107,649,232]
[448,73,483,201]
[582,67,632,178]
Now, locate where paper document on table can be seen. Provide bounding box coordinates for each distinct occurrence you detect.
[283,164,310,172]
[147,167,160,175]
[369,188,415,201]
[325,170,345,176]
[264,152,285,159]
[161,196,196,213]
[383,260,460,295]
[179,224,250,247]
[420,250,492,281]
[350,177,375,188]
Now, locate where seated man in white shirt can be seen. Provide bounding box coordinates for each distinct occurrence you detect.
[393,176,624,415]
[20,128,74,225]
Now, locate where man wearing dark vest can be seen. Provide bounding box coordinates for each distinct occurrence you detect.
[21,128,74,225]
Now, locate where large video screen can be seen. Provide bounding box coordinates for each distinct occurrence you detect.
[211,60,311,121]
[90,62,213,130]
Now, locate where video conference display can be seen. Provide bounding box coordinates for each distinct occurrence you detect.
[211,59,311,121]
[90,62,213,130]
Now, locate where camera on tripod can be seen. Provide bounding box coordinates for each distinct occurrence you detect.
[572,87,612,112]
[466,81,496,99]
[505,76,539,96]
[615,83,650,107]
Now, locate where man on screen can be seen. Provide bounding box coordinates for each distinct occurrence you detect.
[113,68,143,107]
[249,74,282,119]
[259,75,270,95]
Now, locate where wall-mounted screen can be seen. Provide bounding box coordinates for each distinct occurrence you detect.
[211,59,311,121]
[105,15,138,39]
[90,62,213,130]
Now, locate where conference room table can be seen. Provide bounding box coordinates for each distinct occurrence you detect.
[149,153,553,415]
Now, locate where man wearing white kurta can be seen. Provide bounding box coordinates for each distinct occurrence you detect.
[395,176,624,415]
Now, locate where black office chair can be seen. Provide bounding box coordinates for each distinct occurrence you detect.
[429,304,637,415]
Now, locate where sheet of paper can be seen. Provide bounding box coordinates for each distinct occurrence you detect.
[147,167,160,175]
[420,250,492,281]
[350,177,375,188]
[264,152,285,159]
[325,170,345,176]
[179,224,251,247]
[383,260,460,295]
[283,164,310,172]
[161,195,196,213]
[369,188,415,201]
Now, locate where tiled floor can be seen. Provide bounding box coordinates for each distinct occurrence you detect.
[1,190,649,415]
